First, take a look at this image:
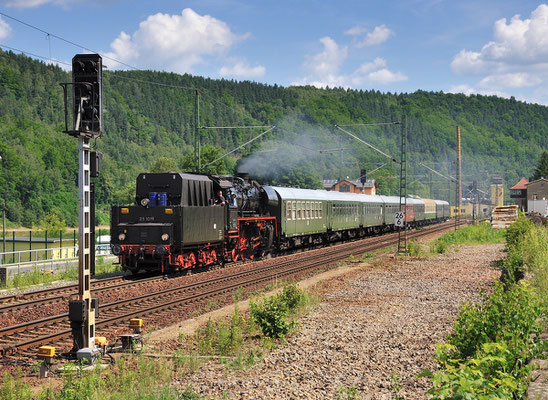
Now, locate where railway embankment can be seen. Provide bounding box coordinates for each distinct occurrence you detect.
[177,243,505,399]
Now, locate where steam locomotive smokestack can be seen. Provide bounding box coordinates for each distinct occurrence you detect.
[237,172,250,182]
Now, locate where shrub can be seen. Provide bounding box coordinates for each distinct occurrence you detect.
[448,282,545,360]
[406,239,424,257]
[279,283,306,312]
[523,224,548,304]
[250,294,292,338]
[422,342,527,399]
[249,284,311,339]
[423,281,546,398]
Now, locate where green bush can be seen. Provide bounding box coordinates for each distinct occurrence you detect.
[249,283,311,339]
[430,239,448,254]
[523,224,548,304]
[423,216,548,400]
[250,294,293,338]
[279,283,306,311]
[422,342,527,399]
[447,282,545,360]
[406,239,425,257]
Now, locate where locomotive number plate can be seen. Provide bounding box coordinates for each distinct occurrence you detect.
[139,216,156,222]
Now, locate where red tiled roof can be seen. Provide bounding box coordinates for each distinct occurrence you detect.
[510,177,529,190]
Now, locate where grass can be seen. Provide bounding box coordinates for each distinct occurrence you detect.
[403,223,505,257]
[0,354,193,400]
[2,279,316,398]
[0,257,122,290]
[430,222,505,254]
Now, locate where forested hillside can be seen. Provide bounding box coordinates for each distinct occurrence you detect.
[0,50,547,227]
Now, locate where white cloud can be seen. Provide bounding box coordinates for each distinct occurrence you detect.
[479,73,541,89]
[451,49,489,76]
[104,8,248,73]
[0,17,11,40]
[292,37,406,88]
[219,58,266,78]
[359,25,394,47]
[345,25,368,36]
[367,68,407,84]
[450,4,548,98]
[303,37,348,79]
[346,24,393,47]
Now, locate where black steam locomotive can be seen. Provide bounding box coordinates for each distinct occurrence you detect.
[110,172,449,274]
[110,172,278,274]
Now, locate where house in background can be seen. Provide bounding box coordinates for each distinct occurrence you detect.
[527,177,548,216]
[509,177,529,211]
[323,178,377,195]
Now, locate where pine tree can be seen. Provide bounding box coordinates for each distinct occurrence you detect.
[532,150,548,180]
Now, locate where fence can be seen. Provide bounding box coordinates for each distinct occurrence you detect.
[0,228,111,265]
[0,244,113,268]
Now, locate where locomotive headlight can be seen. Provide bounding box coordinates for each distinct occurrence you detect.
[111,244,123,255]
[118,233,126,241]
[140,198,150,207]
[161,233,169,242]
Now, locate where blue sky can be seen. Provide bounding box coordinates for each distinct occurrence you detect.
[1,0,548,104]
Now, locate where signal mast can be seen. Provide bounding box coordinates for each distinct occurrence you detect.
[60,54,103,361]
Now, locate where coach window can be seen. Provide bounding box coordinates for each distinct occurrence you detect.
[286,201,292,220]
[292,201,296,220]
[297,202,301,219]
[306,202,310,219]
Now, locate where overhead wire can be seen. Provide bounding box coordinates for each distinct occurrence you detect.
[0,11,264,126]
[0,43,71,67]
[0,11,138,71]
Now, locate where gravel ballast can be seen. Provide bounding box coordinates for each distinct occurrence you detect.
[178,244,504,399]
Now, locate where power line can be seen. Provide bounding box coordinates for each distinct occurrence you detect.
[0,11,267,126]
[0,43,71,67]
[112,73,197,91]
[0,11,137,70]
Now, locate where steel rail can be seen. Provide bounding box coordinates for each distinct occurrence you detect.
[0,220,463,357]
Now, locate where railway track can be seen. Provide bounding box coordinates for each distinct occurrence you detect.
[0,220,463,360]
[0,274,172,314]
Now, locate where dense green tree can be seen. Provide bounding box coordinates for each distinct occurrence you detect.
[33,211,66,232]
[0,49,547,226]
[151,157,178,172]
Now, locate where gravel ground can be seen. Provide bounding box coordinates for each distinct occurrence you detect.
[178,244,504,399]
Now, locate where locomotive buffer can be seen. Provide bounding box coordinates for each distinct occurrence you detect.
[60,54,103,362]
